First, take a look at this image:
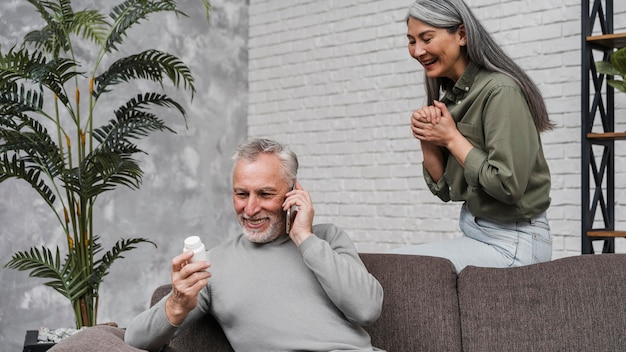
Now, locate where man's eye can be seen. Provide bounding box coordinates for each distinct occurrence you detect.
[235,193,248,198]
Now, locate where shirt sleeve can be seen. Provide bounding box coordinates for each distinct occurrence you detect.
[297,224,384,326]
[423,163,451,202]
[125,286,211,351]
[124,295,179,351]
[463,84,541,205]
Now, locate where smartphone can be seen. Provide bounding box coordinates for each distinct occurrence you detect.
[286,206,292,234]
[285,184,295,234]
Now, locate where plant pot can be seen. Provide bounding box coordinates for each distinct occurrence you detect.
[23,331,54,352]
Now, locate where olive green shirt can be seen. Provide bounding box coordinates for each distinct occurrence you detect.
[423,61,551,222]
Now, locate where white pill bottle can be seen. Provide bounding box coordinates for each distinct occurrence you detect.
[183,236,207,263]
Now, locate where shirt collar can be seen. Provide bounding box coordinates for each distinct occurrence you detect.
[442,61,479,103]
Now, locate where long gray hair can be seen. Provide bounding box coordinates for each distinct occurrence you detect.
[408,0,554,131]
[232,138,298,185]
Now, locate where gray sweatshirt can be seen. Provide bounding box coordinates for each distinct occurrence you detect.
[125,223,384,351]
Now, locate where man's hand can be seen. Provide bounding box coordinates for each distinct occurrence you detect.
[165,251,211,326]
[284,181,315,247]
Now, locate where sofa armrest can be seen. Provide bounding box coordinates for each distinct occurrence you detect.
[149,285,235,352]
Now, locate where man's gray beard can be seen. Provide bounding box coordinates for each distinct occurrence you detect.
[243,221,283,244]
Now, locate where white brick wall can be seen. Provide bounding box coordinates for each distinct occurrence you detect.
[249,0,626,257]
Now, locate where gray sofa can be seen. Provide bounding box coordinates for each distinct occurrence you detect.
[50,253,626,351]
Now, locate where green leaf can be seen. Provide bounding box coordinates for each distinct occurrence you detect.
[91,238,157,285]
[2,246,90,301]
[106,0,187,53]
[93,49,195,99]
[607,79,626,93]
[610,46,626,75]
[595,60,620,76]
[0,154,57,206]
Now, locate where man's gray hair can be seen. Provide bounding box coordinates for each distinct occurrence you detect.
[232,138,298,185]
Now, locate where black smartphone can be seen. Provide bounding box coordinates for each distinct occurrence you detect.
[286,206,292,234]
[285,184,295,234]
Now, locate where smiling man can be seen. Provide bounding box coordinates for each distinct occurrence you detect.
[124,138,384,352]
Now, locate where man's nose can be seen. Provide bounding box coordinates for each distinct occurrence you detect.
[244,195,260,215]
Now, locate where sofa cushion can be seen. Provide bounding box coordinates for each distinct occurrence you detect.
[47,326,145,352]
[457,254,626,352]
[360,253,462,352]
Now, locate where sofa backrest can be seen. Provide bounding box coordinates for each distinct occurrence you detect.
[457,253,626,352]
[151,253,463,352]
[359,253,462,352]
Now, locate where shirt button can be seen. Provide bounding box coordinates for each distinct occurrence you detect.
[465,86,470,91]
[456,100,461,104]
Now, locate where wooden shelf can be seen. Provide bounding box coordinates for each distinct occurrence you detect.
[586,230,626,238]
[587,132,626,140]
[587,33,626,49]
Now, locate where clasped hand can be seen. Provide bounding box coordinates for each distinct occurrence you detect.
[410,100,458,147]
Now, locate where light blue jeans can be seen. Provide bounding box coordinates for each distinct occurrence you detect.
[389,203,552,272]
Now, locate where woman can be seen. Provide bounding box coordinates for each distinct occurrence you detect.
[391,0,554,272]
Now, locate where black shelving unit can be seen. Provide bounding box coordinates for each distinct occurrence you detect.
[581,0,626,254]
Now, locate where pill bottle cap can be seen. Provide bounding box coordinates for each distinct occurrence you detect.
[184,236,203,250]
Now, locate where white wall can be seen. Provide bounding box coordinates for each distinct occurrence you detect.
[248,0,626,257]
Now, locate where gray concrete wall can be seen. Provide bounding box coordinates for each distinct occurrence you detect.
[0,0,248,349]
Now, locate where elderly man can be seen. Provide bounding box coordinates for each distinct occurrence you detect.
[125,138,384,351]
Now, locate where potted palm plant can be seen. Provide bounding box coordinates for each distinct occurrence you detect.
[596,46,626,93]
[1,0,209,330]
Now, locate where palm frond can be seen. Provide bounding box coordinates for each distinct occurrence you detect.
[85,151,143,189]
[29,57,82,106]
[25,0,58,28]
[93,49,195,99]
[24,1,109,58]
[69,10,111,47]
[94,112,174,154]
[0,84,45,116]
[91,237,156,285]
[105,0,186,53]
[0,112,65,176]
[0,47,44,87]
[117,92,186,118]
[0,154,57,205]
[62,152,143,198]
[24,0,74,56]
[0,46,79,106]
[3,246,91,301]
[200,0,211,22]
